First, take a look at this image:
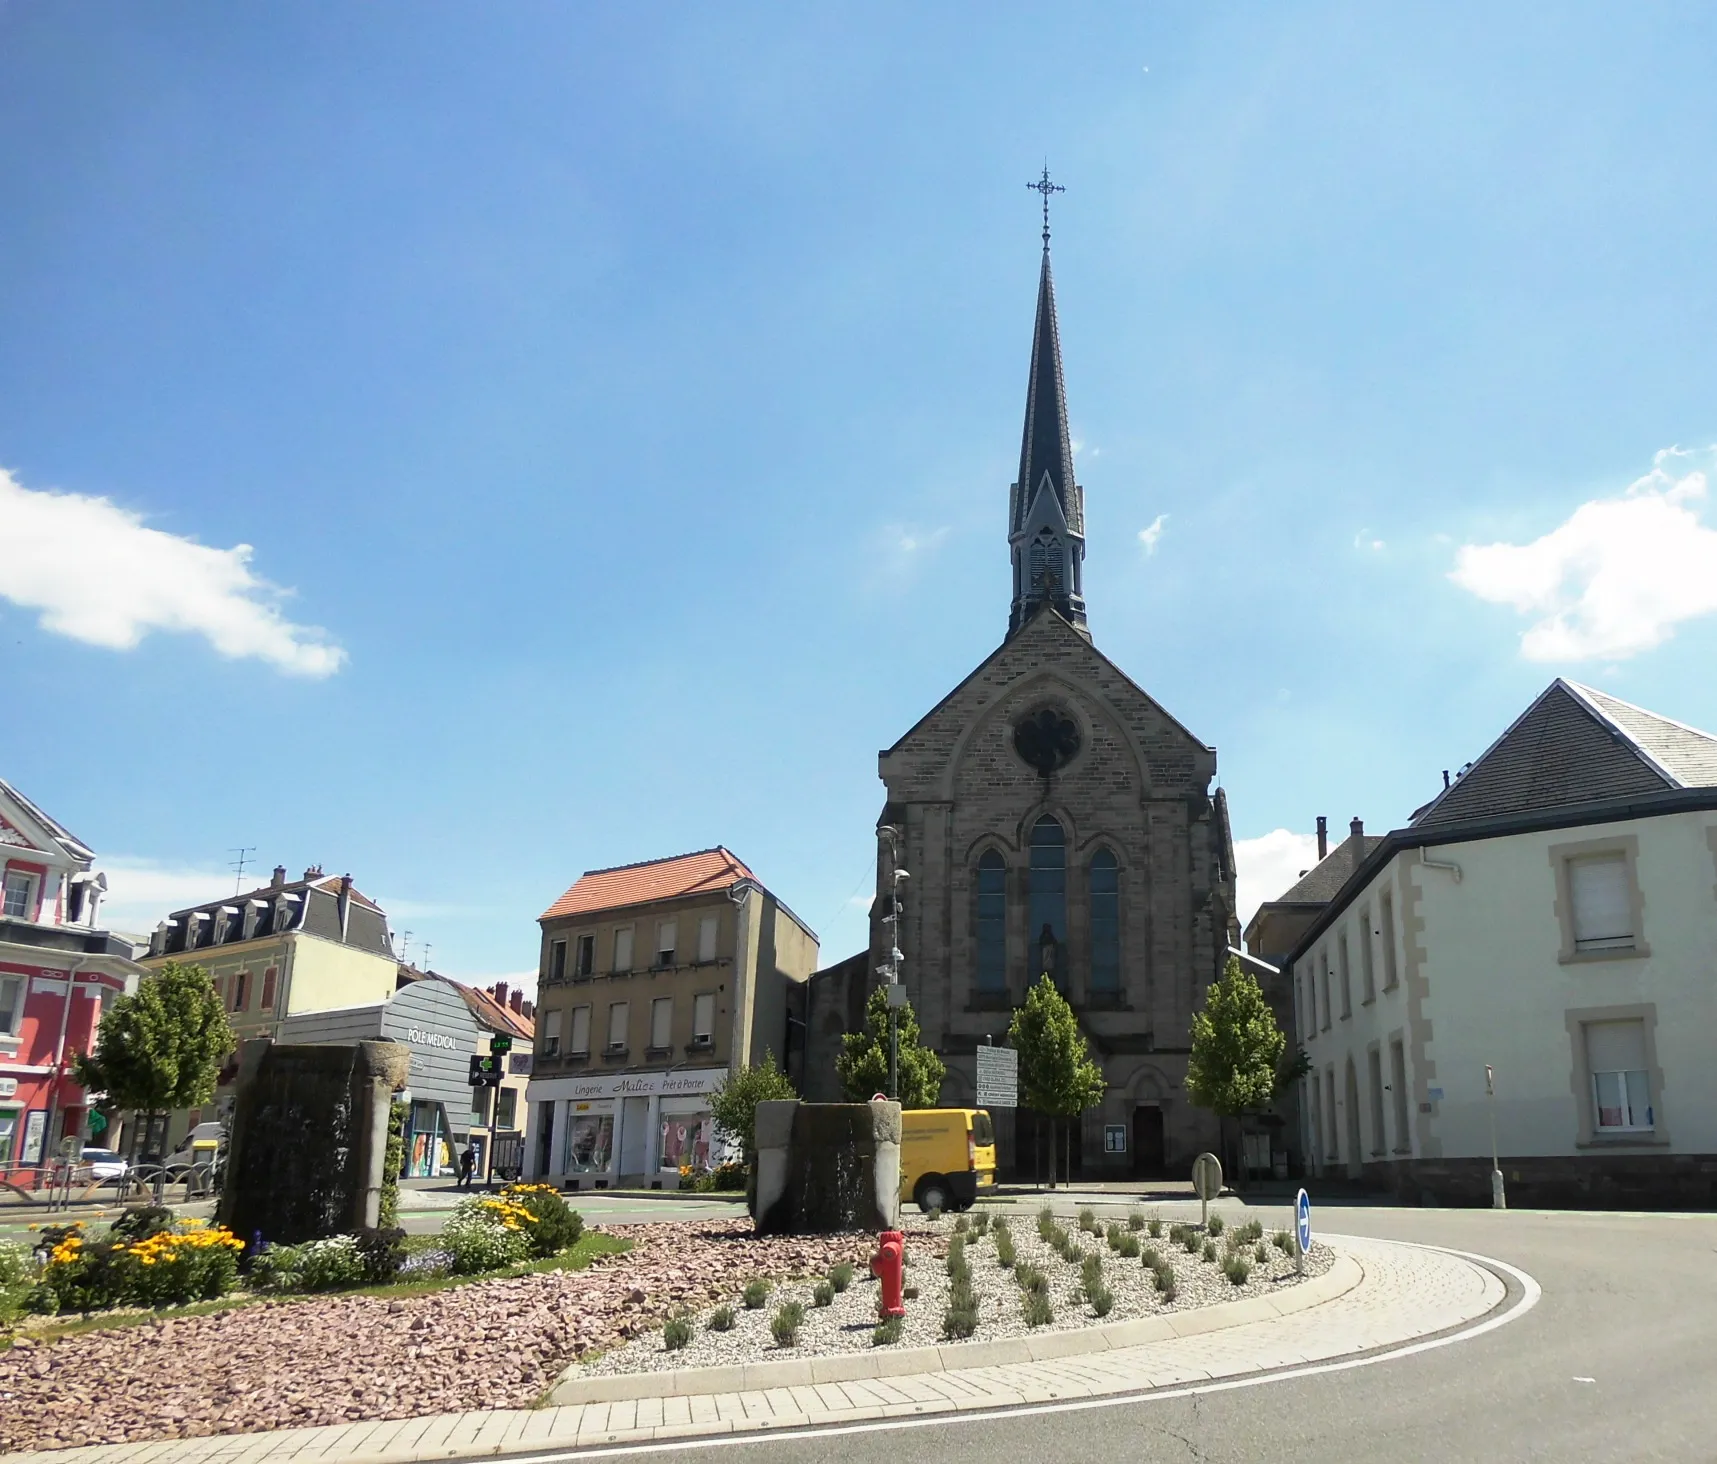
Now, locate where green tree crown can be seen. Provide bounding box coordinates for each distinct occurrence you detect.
[73,961,235,1114]
[1185,956,1287,1118]
[836,984,947,1108]
[1006,974,1104,1118]
[708,1050,797,1158]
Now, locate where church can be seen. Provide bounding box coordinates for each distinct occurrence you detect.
[864,210,1239,1181]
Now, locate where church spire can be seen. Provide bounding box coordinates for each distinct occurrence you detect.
[1009,168,1087,639]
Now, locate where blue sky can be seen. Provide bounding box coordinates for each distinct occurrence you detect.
[6,4,1717,987]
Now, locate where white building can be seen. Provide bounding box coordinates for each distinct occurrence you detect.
[1285,679,1717,1207]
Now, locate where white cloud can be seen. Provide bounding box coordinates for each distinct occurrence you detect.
[0,466,346,677]
[1450,447,1717,662]
[97,856,235,935]
[1354,529,1385,552]
[1137,514,1168,555]
[1233,829,1322,933]
[885,524,951,557]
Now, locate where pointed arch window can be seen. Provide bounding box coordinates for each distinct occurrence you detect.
[975,851,1007,992]
[1089,849,1120,992]
[1028,816,1067,988]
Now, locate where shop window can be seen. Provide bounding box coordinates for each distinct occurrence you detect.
[0,976,20,1036]
[649,997,672,1052]
[613,926,634,973]
[562,1109,613,1173]
[691,993,715,1047]
[655,922,677,969]
[1088,849,1120,992]
[569,1005,591,1056]
[606,1002,629,1053]
[975,850,1006,992]
[659,1114,712,1172]
[698,915,719,964]
[1586,1019,1653,1132]
[574,934,595,978]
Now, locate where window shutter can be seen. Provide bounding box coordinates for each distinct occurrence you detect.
[693,992,715,1041]
[613,928,634,972]
[657,922,677,965]
[698,916,718,963]
[570,1006,590,1053]
[1585,1018,1647,1075]
[1570,856,1632,948]
[651,997,672,1049]
[608,1002,628,1047]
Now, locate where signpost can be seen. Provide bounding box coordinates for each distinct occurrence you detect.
[1294,1187,1312,1275]
[975,1045,1018,1109]
[1191,1151,1223,1228]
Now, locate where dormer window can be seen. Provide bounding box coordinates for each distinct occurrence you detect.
[2,871,36,920]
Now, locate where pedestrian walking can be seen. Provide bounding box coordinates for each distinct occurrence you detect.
[457,1143,476,1191]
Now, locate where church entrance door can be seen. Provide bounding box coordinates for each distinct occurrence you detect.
[1132,1106,1165,1177]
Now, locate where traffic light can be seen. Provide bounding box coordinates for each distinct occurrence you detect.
[468,1054,502,1088]
[489,1033,513,1056]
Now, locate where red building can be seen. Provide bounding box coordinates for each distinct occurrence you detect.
[0,778,143,1186]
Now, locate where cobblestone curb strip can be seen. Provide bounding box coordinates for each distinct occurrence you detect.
[1,1239,1516,1464]
[548,1254,1363,1405]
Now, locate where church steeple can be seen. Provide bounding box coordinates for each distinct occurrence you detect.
[1008,170,1088,639]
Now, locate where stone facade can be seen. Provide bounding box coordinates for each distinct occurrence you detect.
[870,606,1237,1179]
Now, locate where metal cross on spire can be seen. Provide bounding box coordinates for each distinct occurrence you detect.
[1027,165,1064,250]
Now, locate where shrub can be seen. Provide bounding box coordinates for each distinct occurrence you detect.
[771,1300,805,1347]
[1207,1215,1225,1238]
[1037,1207,1056,1241]
[1155,1267,1177,1302]
[291,1234,370,1291]
[21,1284,58,1315]
[442,1198,532,1275]
[708,1304,735,1332]
[873,1316,903,1346]
[1090,1285,1114,1318]
[829,1262,854,1293]
[1117,1234,1140,1259]
[1201,1240,1218,1264]
[380,1101,406,1229]
[813,1281,835,1307]
[39,1219,244,1313]
[1077,1208,1097,1234]
[691,1160,747,1192]
[109,1205,175,1243]
[1224,1256,1251,1286]
[994,1230,1016,1269]
[664,1314,693,1350]
[1141,1246,1162,1269]
[1127,1210,1145,1232]
[1168,1224,1189,1246]
[500,1183,583,1258]
[1023,1289,1053,1327]
[1273,1230,1294,1254]
[953,1215,969,1235]
[970,1211,990,1238]
[1241,1219,1265,1243]
[1256,1243,1270,1263]
[1017,1264,1049,1296]
[1147,1212,1163,1239]
[1183,1232,1202,1255]
[743,1278,770,1309]
[943,1280,979,1340]
[0,1241,33,1289]
[1105,1223,1123,1251]
[1080,1252,1104,1300]
[355,1226,409,1284]
[947,1240,970,1285]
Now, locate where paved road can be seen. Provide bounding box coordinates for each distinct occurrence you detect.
[506,1204,1716,1464]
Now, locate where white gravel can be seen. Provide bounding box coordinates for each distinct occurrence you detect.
[577,1207,1334,1377]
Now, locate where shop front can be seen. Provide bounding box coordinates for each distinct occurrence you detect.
[523,1067,725,1188]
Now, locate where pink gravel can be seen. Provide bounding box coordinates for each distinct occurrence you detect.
[0,1221,875,1453]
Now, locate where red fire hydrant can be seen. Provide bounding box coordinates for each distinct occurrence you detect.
[871,1229,906,1319]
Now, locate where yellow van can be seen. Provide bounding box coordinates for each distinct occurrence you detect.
[899,1108,997,1213]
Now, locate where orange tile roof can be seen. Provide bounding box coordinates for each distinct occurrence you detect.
[453,980,535,1041]
[540,847,757,922]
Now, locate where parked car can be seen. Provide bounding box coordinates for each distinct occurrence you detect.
[78,1147,129,1182]
[167,1121,225,1176]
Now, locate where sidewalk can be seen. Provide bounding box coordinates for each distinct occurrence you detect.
[2,1236,1522,1464]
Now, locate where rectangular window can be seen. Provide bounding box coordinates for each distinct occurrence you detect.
[1325,1068,1339,1159]
[549,940,567,982]
[607,1001,629,1051]
[574,935,595,978]
[1338,935,1352,1018]
[543,1009,562,1057]
[569,1005,590,1056]
[470,1086,490,1124]
[1308,1078,1323,1169]
[259,967,277,1012]
[697,915,719,964]
[0,976,21,1035]
[1359,909,1376,1003]
[1088,853,1120,992]
[2,871,35,919]
[1586,1019,1652,1131]
[613,926,634,973]
[655,922,677,968]
[1319,955,1331,1032]
[1390,1039,1410,1151]
[496,1088,517,1129]
[1570,856,1634,952]
[975,853,1007,992]
[231,971,249,1013]
[1380,891,1399,989]
[650,997,672,1051]
[692,992,715,1044]
[1368,1048,1385,1155]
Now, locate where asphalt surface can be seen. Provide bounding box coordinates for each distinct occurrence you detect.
[488,1203,1717,1464]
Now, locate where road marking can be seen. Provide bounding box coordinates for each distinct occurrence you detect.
[1573,1376,1595,1383]
[492,1238,1541,1463]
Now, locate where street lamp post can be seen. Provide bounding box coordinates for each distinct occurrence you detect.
[1486,1063,1506,1210]
[877,827,910,1103]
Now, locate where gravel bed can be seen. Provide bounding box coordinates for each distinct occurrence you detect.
[578,1209,1333,1376]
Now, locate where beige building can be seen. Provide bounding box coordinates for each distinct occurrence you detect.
[140,864,398,1149]
[524,847,817,1188]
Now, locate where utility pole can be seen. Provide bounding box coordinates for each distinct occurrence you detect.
[1486,1064,1506,1210]
[876,827,910,1102]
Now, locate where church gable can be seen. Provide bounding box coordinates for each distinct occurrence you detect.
[881,609,1214,804]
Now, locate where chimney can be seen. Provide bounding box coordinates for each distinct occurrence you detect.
[509,989,523,1014]
[271,865,286,890]
[1443,769,1451,789]
[494,982,510,1010]
[304,864,323,881]
[521,999,534,1020]
[1316,816,1328,861]
[1350,818,1365,869]
[337,873,353,942]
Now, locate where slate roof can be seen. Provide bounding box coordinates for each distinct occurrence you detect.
[1012,250,1079,537]
[0,778,94,863]
[1411,679,1717,829]
[1271,834,1387,904]
[540,847,759,922]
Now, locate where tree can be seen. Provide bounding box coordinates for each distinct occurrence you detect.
[1185,955,1287,1187]
[707,1050,797,1161]
[836,985,947,1108]
[1007,974,1105,1188]
[74,961,234,1157]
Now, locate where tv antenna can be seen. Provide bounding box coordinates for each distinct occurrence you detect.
[229,846,257,894]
